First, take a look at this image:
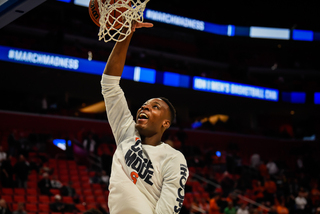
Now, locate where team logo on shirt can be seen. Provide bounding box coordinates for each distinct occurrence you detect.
[174,164,188,213]
[124,138,154,185]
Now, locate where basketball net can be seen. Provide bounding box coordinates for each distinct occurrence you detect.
[97,0,150,43]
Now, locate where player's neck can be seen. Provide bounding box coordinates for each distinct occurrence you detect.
[141,134,162,146]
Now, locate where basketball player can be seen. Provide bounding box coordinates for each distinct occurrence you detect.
[101,22,189,213]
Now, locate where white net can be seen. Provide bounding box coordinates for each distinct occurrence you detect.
[97,0,150,43]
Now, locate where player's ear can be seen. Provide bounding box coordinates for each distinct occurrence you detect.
[162,119,170,130]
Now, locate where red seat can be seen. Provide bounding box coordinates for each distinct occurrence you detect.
[69,170,78,176]
[26,196,38,203]
[79,171,88,176]
[96,196,106,203]
[75,204,86,212]
[58,169,69,175]
[26,203,38,212]
[13,195,25,203]
[27,182,38,189]
[11,203,19,211]
[81,176,90,182]
[14,188,26,195]
[72,182,81,188]
[38,203,50,212]
[1,195,13,203]
[70,176,79,182]
[1,188,13,195]
[83,189,93,196]
[26,188,38,195]
[82,183,91,189]
[50,189,61,195]
[86,204,96,209]
[75,188,82,195]
[84,196,95,203]
[92,184,102,189]
[94,189,103,195]
[39,195,50,203]
[59,175,69,181]
[28,174,38,181]
[62,196,74,203]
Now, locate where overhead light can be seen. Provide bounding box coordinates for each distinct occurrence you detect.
[80,101,106,113]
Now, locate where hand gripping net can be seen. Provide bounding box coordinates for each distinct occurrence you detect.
[97,0,150,43]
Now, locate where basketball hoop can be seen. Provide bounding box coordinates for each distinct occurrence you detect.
[91,0,150,43]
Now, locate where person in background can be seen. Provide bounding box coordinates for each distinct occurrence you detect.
[224,201,236,214]
[12,203,27,214]
[276,200,289,214]
[0,146,7,165]
[38,172,52,195]
[60,181,79,203]
[236,203,249,214]
[266,159,278,177]
[0,156,14,188]
[101,170,110,190]
[13,154,29,188]
[50,195,66,213]
[295,188,307,214]
[0,199,11,214]
[209,193,221,214]
[51,174,63,189]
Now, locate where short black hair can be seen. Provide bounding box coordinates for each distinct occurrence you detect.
[84,209,102,214]
[159,97,176,124]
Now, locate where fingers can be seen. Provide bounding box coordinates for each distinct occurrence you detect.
[131,21,153,32]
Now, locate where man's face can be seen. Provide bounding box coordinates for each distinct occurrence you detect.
[135,98,171,137]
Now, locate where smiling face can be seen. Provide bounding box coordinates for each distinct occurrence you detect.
[135,98,171,137]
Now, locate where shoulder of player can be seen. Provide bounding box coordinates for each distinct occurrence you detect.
[161,142,182,154]
[160,143,187,163]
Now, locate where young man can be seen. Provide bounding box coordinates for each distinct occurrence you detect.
[101,22,189,213]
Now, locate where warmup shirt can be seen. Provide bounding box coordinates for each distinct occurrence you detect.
[101,74,189,214]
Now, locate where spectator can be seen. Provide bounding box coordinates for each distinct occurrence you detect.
[38,172,52,195]
[0,146,7,165]
[236,203,249,214]
[224,201,236,214]
[61,181,76,196]
[12,203,27,214]
[0,156,14,187]
[264,177,277,203]
[83,133,96,153]
[311,184,320,206]
[250,153,260,169]
[0,199,11,214]
[266,159,278,176]
[51,174,63,189]
[14,154,29,188]
[61,181,79,203]
[209,193,221,214]
[276,200,289,214]
[90,171,102,184]
[50,195,66,212]
[253,181,264,203]
[7,129,19,156]
[259,160,269,179]
[101,170,110,189]
[295,189,307,214]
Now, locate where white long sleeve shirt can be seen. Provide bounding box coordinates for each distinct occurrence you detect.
[101,74,189,214]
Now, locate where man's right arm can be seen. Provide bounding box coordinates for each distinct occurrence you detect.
[101,22,153,145]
